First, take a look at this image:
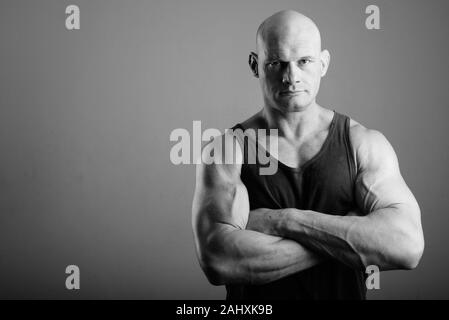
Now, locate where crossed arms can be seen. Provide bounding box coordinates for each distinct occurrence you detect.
[191,125,424,286]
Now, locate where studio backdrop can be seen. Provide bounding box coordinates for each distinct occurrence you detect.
[0,0,448,299]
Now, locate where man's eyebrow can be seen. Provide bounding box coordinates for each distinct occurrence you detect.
[297,55,316,60]
[266,55,316,62]
[265,54,280,60]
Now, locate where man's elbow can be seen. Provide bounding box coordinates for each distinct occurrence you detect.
[397,237,424,270]
[199,251,257,286]
[387,208,425,270]
[366,231,424,270]
[198,252,231,286]
[389,232,424,270]
[202,264,226,286]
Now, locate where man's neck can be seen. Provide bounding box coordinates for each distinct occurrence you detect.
[262,102,324,141]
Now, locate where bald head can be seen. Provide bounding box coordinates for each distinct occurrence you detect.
[249,10,330,112]
[256,10,322,55]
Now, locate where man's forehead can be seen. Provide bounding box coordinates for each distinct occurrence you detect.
[260,37,320,59]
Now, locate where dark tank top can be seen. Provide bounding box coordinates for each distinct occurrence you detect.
[227,110,367,300]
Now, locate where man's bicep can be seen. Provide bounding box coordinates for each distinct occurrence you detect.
[192,137,250,237]
[353,129,419,215]
[193,171,249,233]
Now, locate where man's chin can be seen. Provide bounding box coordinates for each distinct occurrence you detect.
[276,98,312,112]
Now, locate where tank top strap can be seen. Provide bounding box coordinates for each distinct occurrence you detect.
[329,110,357,183]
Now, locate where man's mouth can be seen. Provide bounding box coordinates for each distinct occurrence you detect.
[279,90,306,96]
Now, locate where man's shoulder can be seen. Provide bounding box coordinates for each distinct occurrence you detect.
[347,117,396,171]
[348,118,389,150]
[201,110,263,165]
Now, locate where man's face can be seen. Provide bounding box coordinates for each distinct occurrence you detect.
[256,34,328,112]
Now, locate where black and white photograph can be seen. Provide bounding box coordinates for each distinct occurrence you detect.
[0,0,448,308]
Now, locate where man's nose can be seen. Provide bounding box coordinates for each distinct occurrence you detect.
[282,62,301,85]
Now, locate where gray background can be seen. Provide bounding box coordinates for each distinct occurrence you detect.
[0,0,448,299]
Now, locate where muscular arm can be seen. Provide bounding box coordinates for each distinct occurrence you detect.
[247,125,424,271]
[192,133,322,286]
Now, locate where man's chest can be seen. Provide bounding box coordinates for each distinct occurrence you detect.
[260,131,330,169]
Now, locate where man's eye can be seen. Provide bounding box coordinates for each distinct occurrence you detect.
[299,58,312,65]
[267,61,280,67]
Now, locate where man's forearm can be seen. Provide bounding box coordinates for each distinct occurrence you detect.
[248,206,422,271]
[282,207,425,270]
[277,209,366,269]
[200,223,323,286]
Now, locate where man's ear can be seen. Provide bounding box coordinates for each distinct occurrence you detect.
[320,49,330,77]
[248,52,259,78]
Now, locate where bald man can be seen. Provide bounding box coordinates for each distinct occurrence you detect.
[192,10,424,300]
